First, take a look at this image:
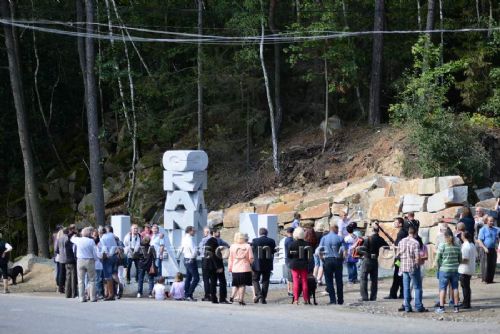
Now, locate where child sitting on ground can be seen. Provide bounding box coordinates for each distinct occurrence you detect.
[152,276,167,301]
[168,272,185,301]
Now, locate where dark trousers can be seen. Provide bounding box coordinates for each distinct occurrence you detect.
[217,270,227,301]
[323,258,344,304]
[184,259,200,298]
[389,262,403,298]
[252,270,271,301]
[57,262,66,292]
[481,248,497,283]
[202,260,211,298]
[360,258,379,301]
[460,274,471,308]
[137,268,154,295]
[126,257,139,282]
[64,263,78,298]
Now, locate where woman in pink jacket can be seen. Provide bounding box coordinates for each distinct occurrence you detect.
[228,232,254,305]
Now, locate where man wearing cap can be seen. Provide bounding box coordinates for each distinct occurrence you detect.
[181,226,199,301]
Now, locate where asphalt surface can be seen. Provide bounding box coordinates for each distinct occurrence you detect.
[0,294,498,334]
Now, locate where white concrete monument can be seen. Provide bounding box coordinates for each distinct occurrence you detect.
[111,215,131,242]
[239,213,284,282]
[163,150,209,276]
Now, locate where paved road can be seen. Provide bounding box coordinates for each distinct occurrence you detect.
[0,294,496,334]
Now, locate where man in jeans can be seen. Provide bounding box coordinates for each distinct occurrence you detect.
[181,226,199,301]
[317,223,344,305]
[123,224,141,284]
[397,226,427,312]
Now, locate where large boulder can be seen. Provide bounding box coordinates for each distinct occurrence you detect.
[267,201,299,215]
[426,186,468,212]
[368,197,402,221]
[414,212,437,228]
[475,198,498,210]
[327,181,349,194]
[437,176,464,191]
[401,194,427,213]
[418,177,439,195]
[492,182,500,198]
[223,203,254,228]
[207,210,224,226]
[249,195,279,206]
[300,202,331,220]
[330,203,347,216]
[333,178,378,203]
[391,179,420,197]
[475,187,494,202]
[280,191,305,203]
[314,217,330,232]
[77,188,112,215]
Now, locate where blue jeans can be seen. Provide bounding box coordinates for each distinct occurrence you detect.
[155,258,162,277]
[184,259,200,298]
[347,262,358,282]
[137,268,154,295]
[95,269,103,297]
[323,258,344,304]
[438,271,459,290]
[403,267,423,311]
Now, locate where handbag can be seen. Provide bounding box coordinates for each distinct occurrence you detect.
[147,247,157,275]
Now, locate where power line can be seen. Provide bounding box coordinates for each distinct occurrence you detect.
[0,18,498,45]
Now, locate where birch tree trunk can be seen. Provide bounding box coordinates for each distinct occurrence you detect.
[368,0,384,126]
[84,0,105,226]
[322,56,329,153]
[259,5,280,176]
[417,0,422,30]
[269,0,283,134]
[1,0,49,257]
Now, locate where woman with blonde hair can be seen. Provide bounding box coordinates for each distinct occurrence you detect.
[228,232,254,305]
[287,227,312,305]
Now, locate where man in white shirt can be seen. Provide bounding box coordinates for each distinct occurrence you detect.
[458,231,477,309]
[150,224,165,277]
[0,232,13,294]
[123,224,141,284]
[181,226,199,301]
[70,227,99,302]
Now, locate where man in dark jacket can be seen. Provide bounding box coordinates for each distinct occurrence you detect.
[251,228,276,304]
[358,224,388,301]
[203,229,229,304]
[65,227,78,298]
[385,217,408,299]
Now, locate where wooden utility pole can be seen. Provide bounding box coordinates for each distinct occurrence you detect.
[197,0,203,150]
[84,0,106,226]
[368,0,384,126]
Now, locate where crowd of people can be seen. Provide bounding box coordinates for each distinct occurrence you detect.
[1,200,499,315]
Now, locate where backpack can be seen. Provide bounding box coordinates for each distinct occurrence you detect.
[352,237,365,259]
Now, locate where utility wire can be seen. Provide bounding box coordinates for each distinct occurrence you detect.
[0,18,498,45]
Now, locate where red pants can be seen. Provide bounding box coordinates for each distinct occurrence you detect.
[292,268,309,302]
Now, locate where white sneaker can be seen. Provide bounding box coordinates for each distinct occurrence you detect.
[137,293,142,298]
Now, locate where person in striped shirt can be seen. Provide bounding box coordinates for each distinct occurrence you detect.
[435,229,462,314]
[397,227,427,312]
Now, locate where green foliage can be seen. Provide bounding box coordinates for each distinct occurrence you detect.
[390,36,490,182]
